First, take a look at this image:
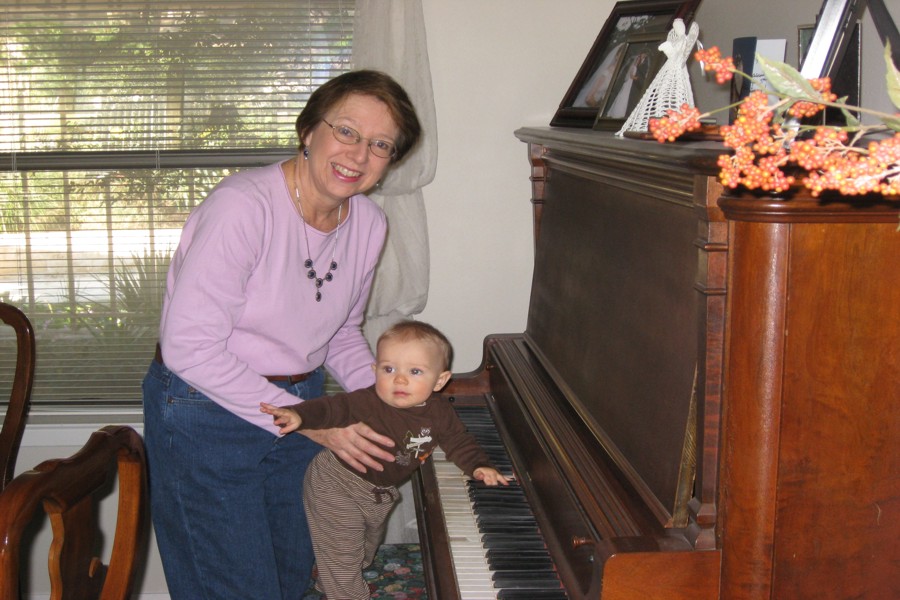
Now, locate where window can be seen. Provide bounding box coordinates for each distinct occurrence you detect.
[0,1,353,405]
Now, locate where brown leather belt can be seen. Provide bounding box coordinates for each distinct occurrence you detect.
[154,343,313,384]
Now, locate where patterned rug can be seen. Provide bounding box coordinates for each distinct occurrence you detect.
[302,543,428,599]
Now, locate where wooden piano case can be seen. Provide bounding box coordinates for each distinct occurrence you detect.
[413,127,899,600]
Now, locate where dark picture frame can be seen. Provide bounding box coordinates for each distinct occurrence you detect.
[592,32,667,130]
[799,0,898,80]
[799,21,861,124]
[550,0,702,128]
[797,24,817,66]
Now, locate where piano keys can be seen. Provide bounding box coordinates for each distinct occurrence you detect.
[428,405,567,599]
[413,127,900,599]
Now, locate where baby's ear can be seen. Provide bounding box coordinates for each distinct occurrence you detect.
[433,370,452,392]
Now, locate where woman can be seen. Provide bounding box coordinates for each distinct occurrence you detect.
[142,70,422,600]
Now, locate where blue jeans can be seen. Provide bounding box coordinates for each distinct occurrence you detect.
[142,359,325,600]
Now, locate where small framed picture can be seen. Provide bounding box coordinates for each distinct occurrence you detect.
[592,33,667,130]
[797,23,816,65]
[798,16,861,123]
[551,0,701,128]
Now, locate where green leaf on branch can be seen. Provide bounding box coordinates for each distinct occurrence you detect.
[756,54,817,98]
[883,114,900,132]
[840,106,861,130]
[886,42,900,111]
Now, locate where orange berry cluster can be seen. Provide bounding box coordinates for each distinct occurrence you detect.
[717,147,795,193]
[799,132,900,196]
[648,104,702,142]
[786,78,837,119]
[714,91,796,193]
[695,47,735,84]
[651,46,899,199]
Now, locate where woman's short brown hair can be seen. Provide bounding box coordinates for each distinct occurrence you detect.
[295,69,422,163]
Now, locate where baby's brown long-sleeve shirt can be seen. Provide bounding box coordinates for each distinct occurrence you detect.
[289,386,494,488]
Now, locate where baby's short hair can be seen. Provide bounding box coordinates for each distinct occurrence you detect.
[377,320,453,371]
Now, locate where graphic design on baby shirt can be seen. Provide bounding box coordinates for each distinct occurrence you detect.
[396,427,433,466]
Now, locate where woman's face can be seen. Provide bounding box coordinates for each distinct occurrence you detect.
[303,93,399,204]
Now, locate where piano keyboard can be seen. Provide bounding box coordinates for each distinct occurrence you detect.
[431,405,568,599]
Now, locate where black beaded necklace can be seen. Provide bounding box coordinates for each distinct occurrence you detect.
[293,160,342,302]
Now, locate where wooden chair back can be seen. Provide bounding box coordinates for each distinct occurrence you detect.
[0,425,147,600]
[0,302,36,491]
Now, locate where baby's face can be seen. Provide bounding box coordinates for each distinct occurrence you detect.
[373,338,451,409]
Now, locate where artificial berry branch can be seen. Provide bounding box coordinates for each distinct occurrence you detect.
[649,43,900,196]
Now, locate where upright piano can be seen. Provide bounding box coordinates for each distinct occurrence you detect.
[412,127,900,600]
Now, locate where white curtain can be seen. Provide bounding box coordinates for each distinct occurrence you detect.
[352,0,437,544]
[353,0,438,343]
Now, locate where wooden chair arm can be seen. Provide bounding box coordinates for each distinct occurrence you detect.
[0,302,36,490]
[0,425,147,600]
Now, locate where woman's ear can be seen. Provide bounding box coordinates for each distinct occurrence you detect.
[433,370,452,392]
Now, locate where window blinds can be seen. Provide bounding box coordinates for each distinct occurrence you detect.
[2,0,353,154]
[0,0,353,404]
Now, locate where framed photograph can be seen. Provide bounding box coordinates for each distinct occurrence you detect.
[797,0,866,125]
[593,33,667,130]
[796,0,895,80]
[797,24,816,65]
[550,0,702,128]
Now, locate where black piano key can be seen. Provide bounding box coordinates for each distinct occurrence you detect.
[497,590,569,600]
[493,566,556,581]
[469,491,528,502]
[492,577,566,590]
[488,554,553,564]
[480,540,547,551]
[485,548,551,561]
[490,563,555,573]
[487,536,545,543]
[479,526,541,535]
[473,508,535,518]
[488,553,553,562]
[469,491,530,501]
[469,485,526,494]
[487,552,553,561]
[474,515,535,524]
[488,558,554,573]
[480,528,542,537]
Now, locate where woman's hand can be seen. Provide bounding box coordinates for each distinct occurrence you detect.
[302,423,395,473]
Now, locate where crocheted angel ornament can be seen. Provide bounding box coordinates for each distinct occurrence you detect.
[616,19,700,136]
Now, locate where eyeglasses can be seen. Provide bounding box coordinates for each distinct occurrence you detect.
[322,120,397,159]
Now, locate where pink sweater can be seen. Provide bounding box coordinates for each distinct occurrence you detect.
[159,162,386,434]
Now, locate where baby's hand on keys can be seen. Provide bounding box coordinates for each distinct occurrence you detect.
[473,467,510,486]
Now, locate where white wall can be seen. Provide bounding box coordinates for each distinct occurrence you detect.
[418,0,615,371]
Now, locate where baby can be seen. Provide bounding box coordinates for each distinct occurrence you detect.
[261,320,507,599]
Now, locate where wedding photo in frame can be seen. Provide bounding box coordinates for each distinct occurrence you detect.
[593,32,667,130]
[550,0,702,128]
